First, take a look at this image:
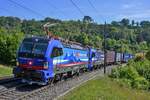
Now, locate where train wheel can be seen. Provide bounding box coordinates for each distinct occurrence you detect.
[67,71,73,78]
[80,68,84,73]
[48,78,55,85]
[59,74,63,81]
[62,73,68,81]
[76,68,80,76]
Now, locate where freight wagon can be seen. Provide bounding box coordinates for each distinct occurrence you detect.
[115,53,122,62]
[122,53,134,62]
[106,51,115,65]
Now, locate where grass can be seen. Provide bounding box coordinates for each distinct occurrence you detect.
[60,77,150,100]
[0,64,13,77]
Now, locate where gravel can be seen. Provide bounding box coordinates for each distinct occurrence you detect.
[20,65,117,100]
[0,65,118,100]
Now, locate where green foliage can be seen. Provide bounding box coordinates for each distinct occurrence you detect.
[0,65,12,77]
[83,16,93,23]
[0,16,150,65]
[116,78,132,88]
[145,50,150,60]
[133,60,150,82]
[0,30,24,64]
[111,66,139,80]
[74,33,89,45]
[110,60,150,90]
[134,56,144,62]
[61,77,150,100]
[120,18,130,26]
[140,21,150,28]
[132,77,149,90]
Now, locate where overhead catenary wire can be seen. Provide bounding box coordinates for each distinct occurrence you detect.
[87,0,105,22]
[45,0,66,18]
[87,0,98,13]
[8,0,45,18]
[70,0,85,16]
[87,0,107,74]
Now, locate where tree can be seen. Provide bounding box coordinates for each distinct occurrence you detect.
[140,21,150,28]
[136,22,139,27]
[120,18,130,26]
[74,33,89,45]
[111,21,120,26]
[0,31,24,64]
[139,41,148,51]
[83,16,93,23]
[105,38,117,50]
[131,20,135,26]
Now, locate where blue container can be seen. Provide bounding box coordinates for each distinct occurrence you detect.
[123,53,134,62]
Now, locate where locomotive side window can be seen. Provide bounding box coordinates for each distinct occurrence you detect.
[92,53,95,57]
[51,47,63,58]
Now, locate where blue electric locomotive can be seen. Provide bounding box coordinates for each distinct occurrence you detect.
[13,35,134,85]
[13,36,100,85]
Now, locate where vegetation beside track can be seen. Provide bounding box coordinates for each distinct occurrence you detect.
[0,64,12,77]
[60,77,150,100]
[110,52,150,91]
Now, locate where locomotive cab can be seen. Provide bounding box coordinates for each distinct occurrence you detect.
[13,37,63,85]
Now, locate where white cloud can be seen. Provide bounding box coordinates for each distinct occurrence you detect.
[116,10,150,20]
[122,4,134,9]
[122,2,142,10]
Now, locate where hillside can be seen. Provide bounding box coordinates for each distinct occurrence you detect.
[0,16,150,65]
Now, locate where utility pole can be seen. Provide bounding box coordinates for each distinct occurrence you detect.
[103,22,107,74]
[121,25,124,64]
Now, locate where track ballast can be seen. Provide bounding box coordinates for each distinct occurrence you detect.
[0,65,118,100]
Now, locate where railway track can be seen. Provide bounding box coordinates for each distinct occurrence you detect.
[0,77,21,94]
[20,65,117,100]
[0,77,26,100]
[0,76,18,84]
[0,65,118,100]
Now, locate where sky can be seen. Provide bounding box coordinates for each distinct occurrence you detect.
[0,0,150,23]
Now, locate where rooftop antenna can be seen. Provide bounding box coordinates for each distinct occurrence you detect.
[43,22,59,38]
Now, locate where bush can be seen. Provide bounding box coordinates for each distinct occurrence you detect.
[110,60,150,90]
[134,56,144,62]
[133,60,150,82]
[120,67,139,80]
[110,68,120,78]
[132,77,149,90]
[115,78,132,88]
[0,32,24,65]
[145,50,150,60]
[111,66,139,80]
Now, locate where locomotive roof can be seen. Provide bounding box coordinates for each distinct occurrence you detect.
[23,37,50,43]
[23,36,98,50]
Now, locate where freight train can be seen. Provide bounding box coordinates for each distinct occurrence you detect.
[13,36,134,85]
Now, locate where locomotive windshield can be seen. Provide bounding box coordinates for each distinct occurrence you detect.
[20,42,33,53]
[18,41,48,59]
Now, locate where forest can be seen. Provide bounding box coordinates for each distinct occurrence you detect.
[0,16,150,65]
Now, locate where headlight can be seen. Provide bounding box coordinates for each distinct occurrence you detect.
[43,62,49,69]
[16,61,19,66]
